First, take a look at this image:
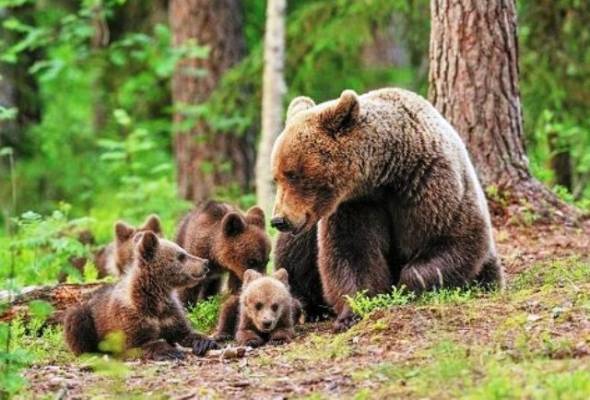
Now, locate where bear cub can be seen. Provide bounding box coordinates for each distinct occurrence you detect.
[95,214,163,278]
[175,201,271,341]
[236,269,301,348]
[64,231,218,359]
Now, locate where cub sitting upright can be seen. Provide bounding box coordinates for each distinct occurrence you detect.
[175,201,271,340]
[64,231,218,359]
[95,215,162,278]
[236,269,300,347]
[271,88,504,331]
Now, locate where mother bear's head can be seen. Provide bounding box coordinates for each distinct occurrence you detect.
[270,90,364,235]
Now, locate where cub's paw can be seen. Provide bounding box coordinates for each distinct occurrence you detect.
[333,312,360,333]
[268,337,290,346]
[243,339,264,348]
[192,339,219,356]
[149,348,185,361]
[213,332,234,342]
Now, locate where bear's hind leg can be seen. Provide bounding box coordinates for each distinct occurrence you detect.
[64,304,98,355]
[398,235,486,293]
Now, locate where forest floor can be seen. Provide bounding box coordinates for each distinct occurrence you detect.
[18,221,590,400]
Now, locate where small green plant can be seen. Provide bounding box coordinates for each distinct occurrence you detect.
[187,295,221,333]
[346,287,415,318]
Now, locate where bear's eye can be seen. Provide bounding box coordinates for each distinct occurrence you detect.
[247,259,258,269]
[284,170,299,182]
[271,303,279,312]
[255,302,263,311]
[177,253,187,262]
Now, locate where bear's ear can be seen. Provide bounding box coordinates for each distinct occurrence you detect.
[243,269,263,286]
[245,206,265,228]
[272,268,289,286]
[137,231,159,261]
[115,222,135,243]
[142,214,162,235]
[222,212,246,237]
[286,96,315,123]
[320,89,360,136]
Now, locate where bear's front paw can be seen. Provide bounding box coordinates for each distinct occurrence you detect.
[333,310,360,333]
[192,339,219,356]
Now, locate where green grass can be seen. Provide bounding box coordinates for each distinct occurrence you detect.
[186,295,222,334]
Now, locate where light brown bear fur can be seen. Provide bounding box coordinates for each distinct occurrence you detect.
[235,269,301,347]
[64,231,218,359]
[175,201,271,340]
[271,88,504,331]
[94,215,163,278]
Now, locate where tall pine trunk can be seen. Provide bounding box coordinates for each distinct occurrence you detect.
[256,0,287,216]
[428,0,579,223]
[170,0,250,203]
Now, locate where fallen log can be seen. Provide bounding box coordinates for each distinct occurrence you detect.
[0,283,104,326]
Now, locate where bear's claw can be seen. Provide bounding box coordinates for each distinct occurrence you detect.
[192,339,219,356]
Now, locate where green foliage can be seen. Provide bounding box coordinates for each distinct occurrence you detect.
[346,287,415,318]
[519,0,590,202]
[187,295,221,334]
[0,204,94,286]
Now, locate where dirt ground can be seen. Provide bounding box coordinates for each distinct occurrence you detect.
[20,220,590,399]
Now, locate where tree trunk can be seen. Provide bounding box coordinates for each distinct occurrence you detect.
[170,0,250,203]
[0,283,103,326]
[256,0,287,216]
[428,0,580,223]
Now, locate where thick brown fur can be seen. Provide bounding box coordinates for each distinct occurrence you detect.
[64,231,218,359]
[94,215,163,278]
[175,201,271,339]
[235,269,300,347]
[274,228,331,321]
[271,88,504,331]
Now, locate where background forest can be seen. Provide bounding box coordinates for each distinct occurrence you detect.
[0,0,589,398]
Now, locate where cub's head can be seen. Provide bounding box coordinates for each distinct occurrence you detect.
[271,90,362,234]
[214,207,271,280]
[134,231,209,288]
[240,269,291,333]
[114,214,163,271]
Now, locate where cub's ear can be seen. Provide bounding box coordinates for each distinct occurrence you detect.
[138,231,159,261]
[142,214,162,235]
[320,89,360,136]
[246,206,265,228]
[286,96,315,124]
[243,269,263,286]
[222,212,246,237]
[115,222,135,243]
[272,268,289,286]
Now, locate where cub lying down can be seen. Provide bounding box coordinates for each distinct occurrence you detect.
[236,269,301,347]
[64,231,218,359]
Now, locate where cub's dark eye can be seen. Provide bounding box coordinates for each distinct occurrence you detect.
[177,253,187,262]
[247,259,258,269]
[271,303,279,312]
[255,302,263,311]
[284,170,299,182]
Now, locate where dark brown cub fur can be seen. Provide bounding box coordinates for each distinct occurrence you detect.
[94,215,162,278]
[175,201,271,340]
[64,232,218,359]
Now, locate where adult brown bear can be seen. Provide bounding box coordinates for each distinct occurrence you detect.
[271,88,504,331]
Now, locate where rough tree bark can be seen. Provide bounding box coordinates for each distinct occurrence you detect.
[428,0,579,223]
[170,0,250,203]
[256,0,287,216]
